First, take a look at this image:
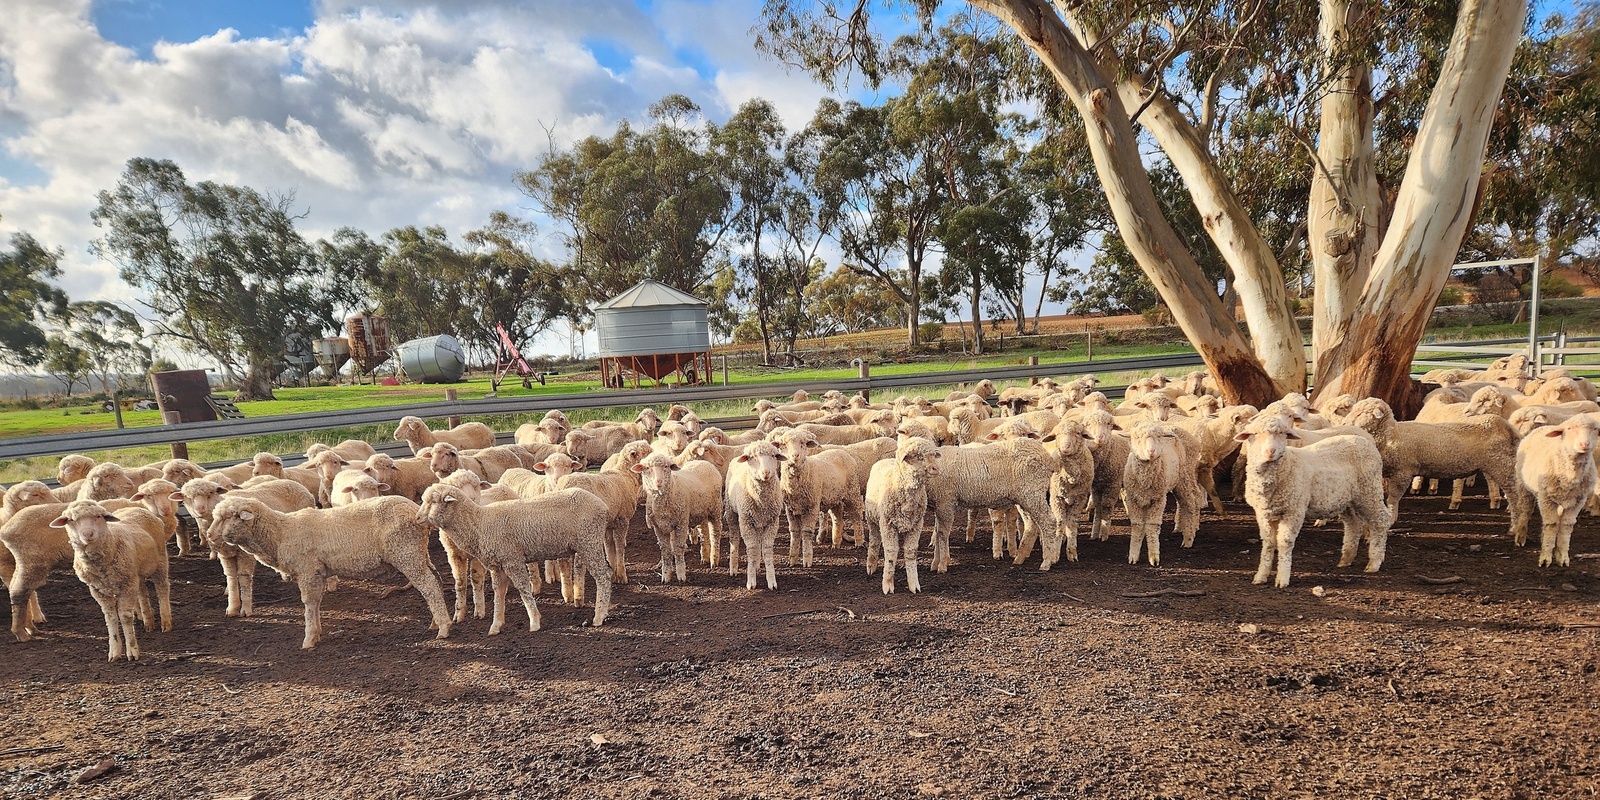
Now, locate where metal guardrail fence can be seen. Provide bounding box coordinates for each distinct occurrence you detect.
[0,352,1208,462]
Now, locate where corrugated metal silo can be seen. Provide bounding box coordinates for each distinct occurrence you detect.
[593,280,713,388]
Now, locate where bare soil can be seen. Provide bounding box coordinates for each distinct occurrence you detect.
[4,487,1599,799]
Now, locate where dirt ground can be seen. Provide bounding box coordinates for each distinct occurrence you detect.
[3,485,1599,800]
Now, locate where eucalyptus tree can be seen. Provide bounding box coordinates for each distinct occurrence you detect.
[761,0,1528,410]
[0,219,68,368]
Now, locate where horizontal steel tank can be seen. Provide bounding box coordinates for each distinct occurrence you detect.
[396,334,467,383]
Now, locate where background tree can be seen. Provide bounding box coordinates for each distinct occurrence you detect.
[42,335,90,397]
[715,98,789,363]
[804,264,908,335]
[462,212,568,361]
[0,219,69,368]
[762,0,1529,411]
[91,158,338,401]
[52,301,150,426]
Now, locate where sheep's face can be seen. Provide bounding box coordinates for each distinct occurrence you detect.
[1148,373,1170,388]
[697,427,727,445]
[533,453,582,480]
[791,390,809,403]
[1540,377,1584,404]
[1496,354,1530,376]
[58,455,95,485]
[1547,417,1600,456]
[562,430,595,455]
[131,479,180,517]
[394,417,424,442]
[1509,409,1550,438]
[1346,400,1390,432]
[1465,387,1506,417]
[894,438,941,480]
[1129,423,1177,463]
[636,408,662,433]
[756,410,787,432]
[163,460,205,486]
[305,443,331,460]
[1082,413,1118,448]
[85,465,136,501]
[5,481,52,514]
[848,396,870,409]
[632,454,681,496]
[1182,371,1207,396]
[734,442,786,483]
[1222,406,1259,436]
[752,400,776,414]
[821,398,846,413]
[1135,395,1174,421]
[339,475,386,503]
[1079,392,1111,412]
[252,453,284,477]
[363,456,396,485]
[1043,420,1090,456]
[1193,396,1224,418]
[1323,395,1356,421]
[1496,374,1530,393]
[50,501,119,547]
[543,409,569,424]
[536,418,569,444]
[680,413,704,435]
[416,484,467,525]
[656,422,692,455]
[987,420,1037,442]
[172,480,229,522]
[864,412,898,437]
[1236,418,1297,464]
[427,444,463,478]
[307,451,352,481]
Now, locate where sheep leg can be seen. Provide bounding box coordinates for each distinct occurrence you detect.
[1337,515,1362,569]
[903,524,923,594]
[609,523,630,585]
[1198,466,1224,514]
[117,587,141,660]
[1538,497,1579,568]
[1487,476,1502,510]
[880,517,900,595]
[1177,480,1204,548]
[1230,456,1248,502]
[1272,512,1305,589]
[762,523,779,590]
[543,560,558,585]
[389,556,453,640]
[173,523,192,557]
[569,560,588,607]
[1127,504,1148,566]
[1449,478,1465,510]
[994,509,1016,561]
[487,566,510,636]
[654,526,675,583]
[10,567,47,640]
[586,551,614,627]
[218,552,244,617]
[507,564,542,633]
[442,541,473,623]
[1510,485,1536,546]
[1251,511,1278,585]
[1363,507,1391,573]
[865,514,882,576]
[297,576,326,649]
[88,586,122,661]
[933,522,951,575]
[741,520,761,591]
[795,508,819,569]
[727,523,742,577]
[674,525,689,584]
[964,509,977,544]
[469,558,489,620]
[136,584,154,631]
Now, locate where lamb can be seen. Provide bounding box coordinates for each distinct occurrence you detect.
[581,408,662,441]
[1235,415,1392,588]
[161,459,209,488]
[563,427,639,467]
[4,499,166,642]
[943,379,997,404]
[1345,398,1522,522]
[722,441,789,590]
[633,452,724,582]
[457,445,532,480]
[1080,410,1132,541]
[129,479,184,554]
[173,477,317,617]
[1511,415,1600,567]
[926,436,1058,573]
[417,485,613,632]
[1171,404,1259,513]
[515,414,571,447]
[654,420,694,456]
[431,470,513,623]
[3,480,55,526]
[864,437,942,594]
[1037,419,1097,567]
[50,500,172,661]
[425,442,493,482]
[393,415,496,455]
[679,439,747,477]
[360,453,438,502]
[771,428,865,565]
[1122,421,1205,566]
[556,457,645,585]
[330,471,388,506]
[250,452,324,500]
[209,495,453,648]
[303,449,361,507]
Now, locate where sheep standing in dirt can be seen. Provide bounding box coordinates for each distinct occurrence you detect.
[556,455,645,585]
[722,441,789,590]
[864,437,942,594]
[1512,415,1600,567]
[633,452,724,583]
[129,479,183,553]
[1172,404,1259,513]
[1080,410,1132,541]
[51,500,172,661]
[173,477,316,617]
[4,502,70,640]
[303,450,361,507]
[772,428,865,564]
[1345,398,1521,521]
[418,484,613,631]
[925,436,1058,572]
[1236,415,1392,588]
[1038,419,1097,567]
[1122,421,1205,566]
[394,415,495,455]
[209,495,452,648]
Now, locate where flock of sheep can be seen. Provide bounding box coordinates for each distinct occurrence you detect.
[2,352,1596,663]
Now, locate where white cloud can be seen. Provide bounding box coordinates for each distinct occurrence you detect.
[0,0,849,357]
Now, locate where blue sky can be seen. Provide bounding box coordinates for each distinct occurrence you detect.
[91,0,318,56]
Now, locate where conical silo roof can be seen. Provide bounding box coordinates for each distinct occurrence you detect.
[596,280,707,309]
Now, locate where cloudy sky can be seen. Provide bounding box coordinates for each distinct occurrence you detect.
[0,0,880,357]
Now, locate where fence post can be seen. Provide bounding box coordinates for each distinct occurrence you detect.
[721,355,729,387]
[445,389,460,428]
[1086,328,1093,361]
[855,359,870,401]
[1556,329,1567,367]
[1028,356,1039,385]
[162,411,188,460]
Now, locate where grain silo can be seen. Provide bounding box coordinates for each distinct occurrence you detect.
[594,280,712,389]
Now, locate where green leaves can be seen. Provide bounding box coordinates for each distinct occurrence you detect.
[0,225,68,368]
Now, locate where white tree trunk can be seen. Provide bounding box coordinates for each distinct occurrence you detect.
[971,0,1281,405]
[1313,0,1527,411]
[1115,81,1305,394]
[1308,0,1388,376]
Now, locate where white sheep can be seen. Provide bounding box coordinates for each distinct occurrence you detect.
[771,428,865,565]
[209,494,452,648]
[1235,415,1392,588]
[633,452,724,582]
[417,484,614,631]
[330,471,388,506]
[393,415,496,455]
[864,437,943,594]
[360,453,438,502]
[1079,410,1131,542]
[1511,415,1600,567]
[556,451,646,585]
[1345,398,1522,521]
[722,441,789,590]
[57,454,96,486]
[3,480,55,526]
[249,452,324,501]
[304,439,378,462]
[1171,404,1259,513]
[51,500,172,661]
[1037,419,1097,567]
[78,463,138,501]
[925,436,1058,573]
[173,477,316,618]
[1122,421,1205,566]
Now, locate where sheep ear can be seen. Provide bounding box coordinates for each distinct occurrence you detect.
[1544,427,1566,437]
[418,447,433,458]
[340,486,354,494]
[131,493,145,501]
[1285,429,1302,440]
[532,463,547,473]
[169,492,185,502]
[631,463,646,473]
[1041,434,1057,443]
[1306,407,1320,414]
[102,514,119,522]
[479,481,491,489]
[735,454,750,463]
[49,516,69,528]
[443,495,458,504]
[1080,432,1093,440]
[216,486,230,494]
[377,482,390,491]
[774,453,788,462]
[984,432,1001,441]
[670,463,681,471]
[1234,430,1254,442]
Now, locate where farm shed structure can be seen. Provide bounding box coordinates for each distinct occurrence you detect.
[594,280,712,389]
